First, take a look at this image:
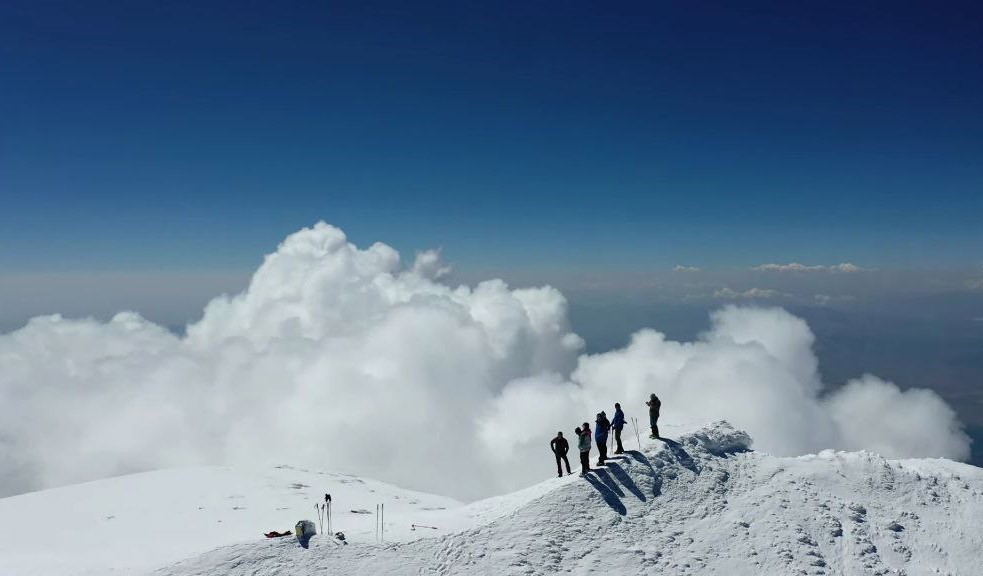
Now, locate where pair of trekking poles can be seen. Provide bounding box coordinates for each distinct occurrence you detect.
[315,501,332,535]
[606,417,644,453]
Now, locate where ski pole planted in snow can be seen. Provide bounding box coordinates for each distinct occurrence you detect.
[631,417,641,450]
[325,494,332,534]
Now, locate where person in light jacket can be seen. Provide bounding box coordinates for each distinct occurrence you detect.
[577,424,592,475]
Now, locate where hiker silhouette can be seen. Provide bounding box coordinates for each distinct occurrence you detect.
[550,431,572,477]
[611,403,626,454]
[646,394,661,438]
[595,412,611,465]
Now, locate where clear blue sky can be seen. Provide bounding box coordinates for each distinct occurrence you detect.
[2,0,982,272]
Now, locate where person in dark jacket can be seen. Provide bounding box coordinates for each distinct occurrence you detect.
[594,412,611,466]
[611,403,626,454]
[550,431,571,477]
[646,393,662,438]
[577,424,592,475]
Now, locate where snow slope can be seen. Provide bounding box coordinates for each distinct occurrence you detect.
[0,464,461,575]
[3,421,982,576]
[156,422,983,576]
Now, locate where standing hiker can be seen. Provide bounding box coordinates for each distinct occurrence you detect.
[611,403,626,454]
[646,393,662,438]
[595,412,611,465]
[550,431,572,477]
[577,424,592,475]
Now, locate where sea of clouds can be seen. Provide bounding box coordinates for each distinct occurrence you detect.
[0,223,971,500]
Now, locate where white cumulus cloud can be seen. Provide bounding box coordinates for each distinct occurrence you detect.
[0,223,969,502]
[673,265,700,272]
[714,287,786,300]
[813,294,856,305]
[752,262,868,273]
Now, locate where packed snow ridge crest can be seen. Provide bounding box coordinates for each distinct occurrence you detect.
[154,420,983,576]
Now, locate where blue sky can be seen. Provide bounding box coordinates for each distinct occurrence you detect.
[3,1,983,272]
[1,2,983,454]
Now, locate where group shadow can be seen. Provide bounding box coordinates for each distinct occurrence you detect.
[582,454,652,516]
[584,438,706,513]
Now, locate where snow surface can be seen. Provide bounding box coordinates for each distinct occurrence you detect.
[0,464,460,575]
[3,421,982,576]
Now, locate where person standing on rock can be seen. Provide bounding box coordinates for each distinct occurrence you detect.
[595,412,611,466]
[550,431,572,477]
[577,424,592,475]
[611,403,626,454]
[646,393,662,438]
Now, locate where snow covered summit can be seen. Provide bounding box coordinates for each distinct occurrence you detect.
[155,421,982,576]
[2,421,981,576]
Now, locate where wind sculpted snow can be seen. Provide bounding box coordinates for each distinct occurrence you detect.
[0,222,971,501]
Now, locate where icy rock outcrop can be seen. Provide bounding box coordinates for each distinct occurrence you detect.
[674,420,753,457]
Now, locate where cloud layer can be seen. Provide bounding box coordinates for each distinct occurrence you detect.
[0,223,971,500]
[752,262,867,273]
[713,287,787,300]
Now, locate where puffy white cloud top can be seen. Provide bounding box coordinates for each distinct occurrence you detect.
[0,223,970,500]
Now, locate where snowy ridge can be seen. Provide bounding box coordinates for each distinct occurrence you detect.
[152,422,983,576]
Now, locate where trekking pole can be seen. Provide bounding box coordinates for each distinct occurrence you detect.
[631,417,641,450]
[375,504,379,541]
[381,503,385,542]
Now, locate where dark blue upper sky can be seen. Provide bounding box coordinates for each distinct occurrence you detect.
[2,0,982,272]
